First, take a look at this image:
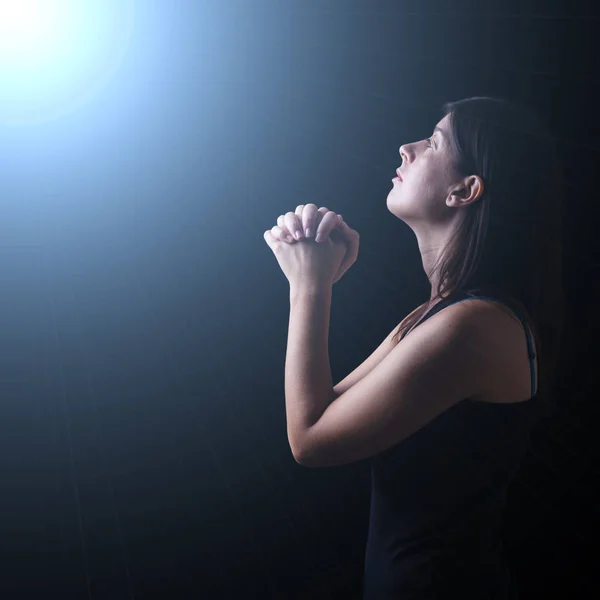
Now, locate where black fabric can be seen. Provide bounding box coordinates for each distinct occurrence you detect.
[363,290,541,599]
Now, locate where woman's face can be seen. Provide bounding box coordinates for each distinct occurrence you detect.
[387,113,463,225]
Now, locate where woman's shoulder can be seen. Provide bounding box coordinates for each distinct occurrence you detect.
[436,297,537,404]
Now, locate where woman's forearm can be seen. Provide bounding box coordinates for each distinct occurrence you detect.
[285,284,335,458]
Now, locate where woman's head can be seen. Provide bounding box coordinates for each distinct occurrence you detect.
[391,96,565,412]
[388,111,484,232]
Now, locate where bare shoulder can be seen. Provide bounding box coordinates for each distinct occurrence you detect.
[436,298,537,404]
[402,297,515,339]
[431,296,526,331]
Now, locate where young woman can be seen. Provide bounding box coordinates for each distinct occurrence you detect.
[264,96,564,598]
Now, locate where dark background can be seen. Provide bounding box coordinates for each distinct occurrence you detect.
[0,0,598,598]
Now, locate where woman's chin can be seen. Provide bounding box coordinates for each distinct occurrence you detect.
[386,193,413,221]
[386,190,403,210]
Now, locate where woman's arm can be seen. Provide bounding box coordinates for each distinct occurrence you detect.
[285,284,335,460]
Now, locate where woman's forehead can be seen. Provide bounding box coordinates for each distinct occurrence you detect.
[436,114,451,128]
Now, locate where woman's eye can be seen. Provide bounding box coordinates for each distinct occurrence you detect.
[427,137,433,148]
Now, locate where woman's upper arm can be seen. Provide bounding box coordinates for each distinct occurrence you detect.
[332,323,400,398]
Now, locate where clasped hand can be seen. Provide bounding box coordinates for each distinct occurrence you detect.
[264,204,359,288]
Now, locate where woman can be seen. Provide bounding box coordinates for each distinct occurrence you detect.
[264,96,564,598]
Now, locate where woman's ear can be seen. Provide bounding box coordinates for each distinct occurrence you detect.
[447,175,484,208]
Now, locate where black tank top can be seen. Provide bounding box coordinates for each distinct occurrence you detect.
[363,290,540,599]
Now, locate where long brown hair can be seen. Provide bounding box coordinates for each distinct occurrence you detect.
[391,97,565,413]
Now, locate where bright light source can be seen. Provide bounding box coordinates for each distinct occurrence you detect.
[0,0,69,68]
[0,0,135,126]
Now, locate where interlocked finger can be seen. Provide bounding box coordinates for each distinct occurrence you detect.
[315,210,343,242]
[300,204,323,239]
[276,215,293,242]
[283,211,305,241]
[275,205,342,244]
[271,223,294,243]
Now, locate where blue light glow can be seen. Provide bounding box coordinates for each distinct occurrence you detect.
[0,0,135,126]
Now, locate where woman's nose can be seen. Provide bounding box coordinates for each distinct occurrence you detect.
[399,145,409,163]
[399,141,420,163]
